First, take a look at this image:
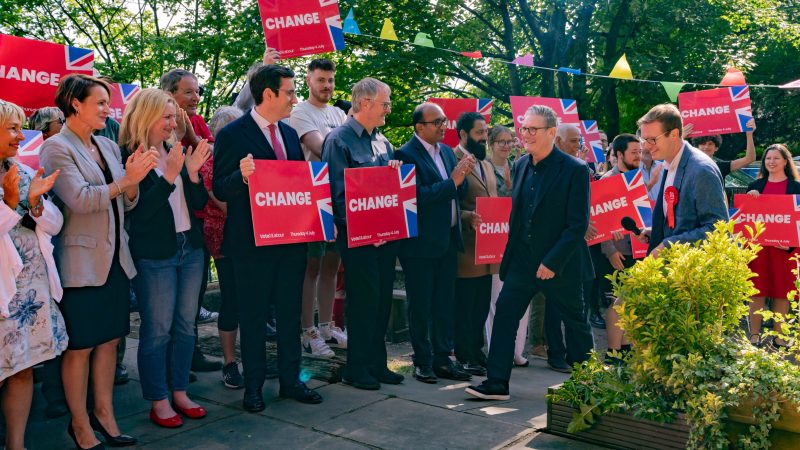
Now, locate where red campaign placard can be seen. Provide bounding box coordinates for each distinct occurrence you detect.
[248,160,334,246]
[510,96,581,142]
[474,196,512,265]
[587,170,651,246]
[0,34,94,116]
[580,119,605,163]
[427,98,493,148]
[678,86,754,138]
[344,165,417,248]
[631,199,656,258]
[732,194,800,248]
[257,0,345,59]
[108,83,141,122]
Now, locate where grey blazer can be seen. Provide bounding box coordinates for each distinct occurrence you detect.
[39,126,138,288]
[649,142,729,253]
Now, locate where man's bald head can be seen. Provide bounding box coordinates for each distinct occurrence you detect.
[555,123,582,157]
[412,102,447,145]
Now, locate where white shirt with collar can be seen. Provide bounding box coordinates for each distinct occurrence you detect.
[415,134,457,227]
[251,108,285,154]
[662,142,686,214]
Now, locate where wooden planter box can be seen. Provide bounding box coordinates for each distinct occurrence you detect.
[547,386,800,449]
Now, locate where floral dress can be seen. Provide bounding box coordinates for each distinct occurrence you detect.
[0,161,68,382]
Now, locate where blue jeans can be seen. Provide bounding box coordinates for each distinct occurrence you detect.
[133,233,204,401]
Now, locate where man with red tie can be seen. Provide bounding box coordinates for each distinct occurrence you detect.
[212,65,323,412]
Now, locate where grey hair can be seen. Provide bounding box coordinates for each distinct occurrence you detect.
[351,77,390,113]
[160,69,196,93]
[524,105,558,128]
[208,106,243,137]
[556,123,580,139]
[29,107,64,132]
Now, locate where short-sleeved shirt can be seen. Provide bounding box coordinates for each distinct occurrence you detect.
[288,101,347,161]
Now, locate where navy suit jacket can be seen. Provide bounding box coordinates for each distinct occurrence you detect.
[499,148,593,284]
[649,143,729,253]
[212,112,306,259]
[394,135,466,258]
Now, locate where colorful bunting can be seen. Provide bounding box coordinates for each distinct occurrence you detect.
[343,8,360,35]
[779,79,800,89]
[661,82,686,102]
[461,51,482,59]
[609,53,633,79]
[379,18,398,41]
[558,67,581,75]
[720,67,746,86]
[512,53,534,67]
[413,32,434,48]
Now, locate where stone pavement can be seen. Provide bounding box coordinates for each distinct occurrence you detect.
[24,335,610,449]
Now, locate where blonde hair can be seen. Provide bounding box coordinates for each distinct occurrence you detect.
[0,99,25,127]
[118,88,175,150]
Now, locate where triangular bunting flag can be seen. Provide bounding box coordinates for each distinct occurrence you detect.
[609,54,633,79]
[380,18,398,41]
[461,51,482,59]
[558,67,581,75]
[413,33,434,48]
[720,67,746,86]
[780,79,800,89]
[512,53,534,67]
[661,82,685,102]
[343,8,360,35]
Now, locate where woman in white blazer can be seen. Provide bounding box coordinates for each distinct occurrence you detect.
[40,74,157,450]
[0,99,68,450]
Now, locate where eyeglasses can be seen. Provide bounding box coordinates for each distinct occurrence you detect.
[639,129,672,146]
[494,140,515,147]
[279,89,297,98]
[518,126,551,136]
[365,99,392,110]
[419,118,447,127]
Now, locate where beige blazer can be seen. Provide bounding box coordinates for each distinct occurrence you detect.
[454,146,499,278]
[39,126,138,288]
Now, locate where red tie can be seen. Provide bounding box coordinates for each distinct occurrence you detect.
[268,124,287,160]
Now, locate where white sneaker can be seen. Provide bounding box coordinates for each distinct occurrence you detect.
[301,327,335,357]
[320,323,348,349]
[198,307,219,324]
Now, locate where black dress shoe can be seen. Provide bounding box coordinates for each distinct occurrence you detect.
[433,363,472,381]
[342,371,380,390]
[414,366,438,384]
[465,380,510,401]
[369,367,404,385]
[280,382,323,404]
[547,360,573,374]
[242,387,266,412]
[89,413,137,447]
[589,312,606,329]
[191,352,223,372]
[461,362,486,376]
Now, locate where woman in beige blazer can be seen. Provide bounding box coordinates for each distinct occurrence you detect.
[40,74,157,450]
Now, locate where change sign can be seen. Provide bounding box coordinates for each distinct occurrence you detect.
[678,86,753,138]
[427,98,493,148]
[256,0,345,59]
[732,194,800,248]
[474,196,512,265]
[108,83,141,122]
[587,170,651,246]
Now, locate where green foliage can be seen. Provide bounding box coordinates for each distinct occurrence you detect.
[551,221,800,449]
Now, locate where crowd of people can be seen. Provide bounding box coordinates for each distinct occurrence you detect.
[0,46,795,449]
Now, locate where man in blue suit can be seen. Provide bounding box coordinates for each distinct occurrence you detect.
[466,105,594,400]
[395,103,476,383]
[635,104,728,256]
[212,65,323,411]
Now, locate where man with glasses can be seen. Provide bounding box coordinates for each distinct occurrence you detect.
[213,64,323,410]
[395,103,476,384]
[634,104,727,258]
[466,105,593,400]
[323,77,406,390]
[452,112,497,376]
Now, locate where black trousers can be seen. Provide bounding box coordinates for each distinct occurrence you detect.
[231,250,305,389]
[401,245,458,369]
[215,257,239,332]
[337,235,397,378]
[454,275,492,364]
[487,257,593,383]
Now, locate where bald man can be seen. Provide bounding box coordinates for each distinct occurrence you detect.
[555,124,582,158]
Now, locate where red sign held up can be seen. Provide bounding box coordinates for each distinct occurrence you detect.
[474,197,512,265]
[678,87,754,138]
[587,170,651,246]
[256,0,345,59]
[427,98,493,148]
[732,194,800,248]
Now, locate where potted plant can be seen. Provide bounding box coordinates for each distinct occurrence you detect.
[548,221,800,449]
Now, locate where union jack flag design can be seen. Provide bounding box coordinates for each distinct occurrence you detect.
[17,130,43,170]
[624,169,652,228]
[735,105,754,133]
[509,96,580,140]
[560,99,578,115]
[427,98,493,148]
[581,120,605,163]
[399,165,418,238]
[118,84,140,104]
[309,162,335,240]
[587,169,650,245]
[729,85,750,102]
[324,12,345,51]
[65,45,94,71]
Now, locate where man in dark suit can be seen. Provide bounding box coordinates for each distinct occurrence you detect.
[322,77,405,390]
[635,104,728,256]
[466,105,594,400]
[395,103,476,383]
[212,64,323,411]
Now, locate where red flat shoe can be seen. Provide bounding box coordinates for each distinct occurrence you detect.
[149,409,183,428]
[173,403,207,419]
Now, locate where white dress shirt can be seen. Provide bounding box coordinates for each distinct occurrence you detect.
[416,134,457,227]
[662,143,686,214]
[251,108,284,154]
